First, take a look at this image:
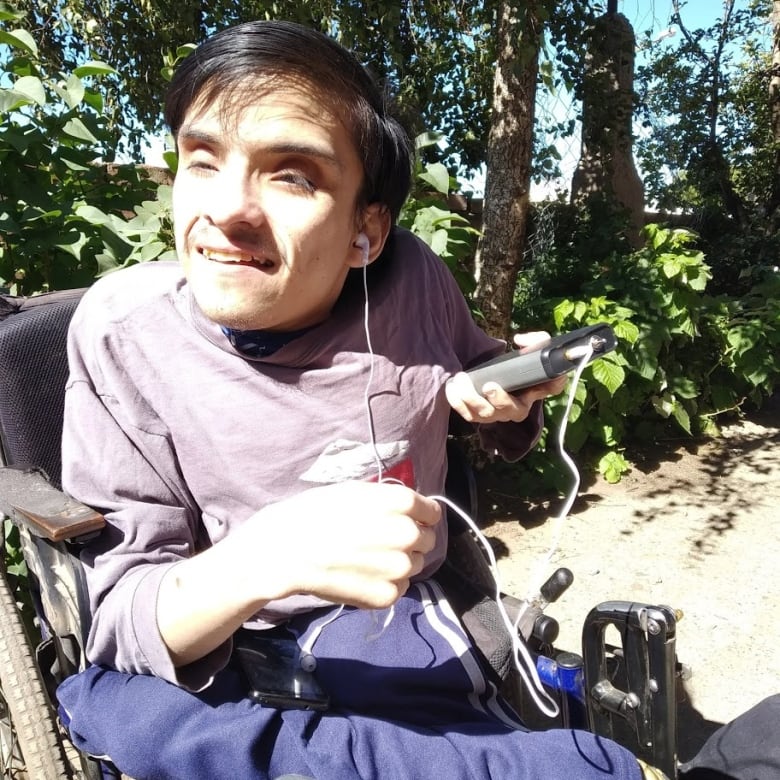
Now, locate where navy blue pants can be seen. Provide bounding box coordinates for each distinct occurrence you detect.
[58,581,641,780]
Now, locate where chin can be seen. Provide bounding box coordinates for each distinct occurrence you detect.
[194,294,267,330]
[212,310,271,330]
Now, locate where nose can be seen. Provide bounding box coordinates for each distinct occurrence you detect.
[204,166,265,229]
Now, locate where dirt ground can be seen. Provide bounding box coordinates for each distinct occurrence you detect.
[477,397,779,763]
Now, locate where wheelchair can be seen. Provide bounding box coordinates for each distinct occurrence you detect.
[0,288,680,780]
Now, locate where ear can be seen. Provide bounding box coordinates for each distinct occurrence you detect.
[347,204,391,269]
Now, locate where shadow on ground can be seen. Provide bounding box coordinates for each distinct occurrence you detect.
[467,397,779,769]
[477,397,779,562]
[676,681,726,763]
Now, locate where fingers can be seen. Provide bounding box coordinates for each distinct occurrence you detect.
[521,374,568,403]
[448,329,575,424]
[446,370,549,424]
[384,482,442,528]
[258,481,442,609]
[314,480,442,529]
[445,370,494,421]
[512,330,551,353]
[479,381,536,423]
[345,488,439,604]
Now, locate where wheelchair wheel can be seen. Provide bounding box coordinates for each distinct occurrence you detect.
[0,565,72,779]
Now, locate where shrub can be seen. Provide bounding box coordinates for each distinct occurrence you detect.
[513,221,779,488]
[399,133,481,298]
[0,16,174,295]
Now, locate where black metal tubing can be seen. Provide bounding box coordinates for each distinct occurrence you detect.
[582,601,678,778]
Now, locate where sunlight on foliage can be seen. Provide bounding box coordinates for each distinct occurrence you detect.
[0,15,174,294]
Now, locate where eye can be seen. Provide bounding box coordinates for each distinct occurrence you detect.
[185,156,218,174]
[277,169,316,193]
[178,139,220,175]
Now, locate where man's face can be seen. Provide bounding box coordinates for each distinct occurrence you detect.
[173,82,369,331]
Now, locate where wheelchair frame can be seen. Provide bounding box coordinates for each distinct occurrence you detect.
[0,288,681,779]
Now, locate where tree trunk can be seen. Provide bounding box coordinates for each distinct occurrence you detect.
[473,1,542,341]
[767,0,780,224]
[571,11,645,246]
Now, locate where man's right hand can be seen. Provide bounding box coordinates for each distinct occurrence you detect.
[157,481,441,666]
[245,481,442,608]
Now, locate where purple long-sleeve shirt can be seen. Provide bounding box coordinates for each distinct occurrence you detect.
[62,228,542,689]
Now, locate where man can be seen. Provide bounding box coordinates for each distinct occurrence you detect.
[57,19,652,779]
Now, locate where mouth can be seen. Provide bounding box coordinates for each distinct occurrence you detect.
[200,248,275,270]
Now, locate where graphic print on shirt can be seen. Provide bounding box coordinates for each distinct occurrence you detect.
[300,438,415,488]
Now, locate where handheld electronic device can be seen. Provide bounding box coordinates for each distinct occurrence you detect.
[234,629,330,711]
[467,323,617,394]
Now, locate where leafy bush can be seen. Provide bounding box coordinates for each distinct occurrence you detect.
[399,133,481,297]
[513,221,779,488]
[2,518,36,636]
[0,14,174,295]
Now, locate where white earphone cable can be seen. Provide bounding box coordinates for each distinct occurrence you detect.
[359,257,593,717]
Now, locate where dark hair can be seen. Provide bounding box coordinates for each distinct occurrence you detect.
[164,20,413,222]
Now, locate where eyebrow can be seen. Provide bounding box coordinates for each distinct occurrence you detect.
[177,128,220,147]
[177,127,345,171]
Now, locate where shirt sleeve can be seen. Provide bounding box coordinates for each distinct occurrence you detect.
[422,237,545,461]
[62,300,231,691]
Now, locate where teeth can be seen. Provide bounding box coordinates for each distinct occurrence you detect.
[202,249,255,264]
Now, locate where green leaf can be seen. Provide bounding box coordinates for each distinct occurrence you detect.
[598,451,630,483]
[553,299,575,329]
[687,269,709,291]
[61,73,86,109]
[671,402,691,434]
[745,363,769,387]
[429,228,449,257]
[669,376,699,399]
[562,415,589,452]
[662,258,681,279]
[0,9,25,22]
[649,225,667,250]
[62,117,100,144]
[0,211,21,233]
[176,44,197,59]
[599,423,616,447]
[591,358,625,395]
[96,249,121,275]
[55,231,90,260]
[612,320,640,343]
[651,393,674,418]
[162,151,178,174]
[415,131,444,150]
[566,399,583,423]
[73,61,117,78]
[0,29,38,57]
[0,89,29,113]
[727,328,757,356]
[677,316,697,338]
[82,89,104,112]
[59,148,93,171]
[418,163,450,195]
[75,204,112,225]
[13,75,46,105]
[139,240,167,262]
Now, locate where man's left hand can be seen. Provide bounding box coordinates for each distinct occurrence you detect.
[446,331,568,425]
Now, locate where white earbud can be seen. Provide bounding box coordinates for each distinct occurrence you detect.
[354,233,370,265]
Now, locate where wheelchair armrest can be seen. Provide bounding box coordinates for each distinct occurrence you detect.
[0,466,105,543]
